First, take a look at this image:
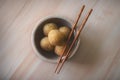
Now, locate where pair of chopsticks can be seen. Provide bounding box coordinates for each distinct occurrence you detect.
[55,5,93,74]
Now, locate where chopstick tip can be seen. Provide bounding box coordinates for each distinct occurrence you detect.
[91,9,93,12]
[89,9,93,14]
[82,5,85,8]
[83,5,85,7]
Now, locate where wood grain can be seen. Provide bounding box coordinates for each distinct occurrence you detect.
[0,0,120,80]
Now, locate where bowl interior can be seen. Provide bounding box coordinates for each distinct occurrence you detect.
[33,17,76,62]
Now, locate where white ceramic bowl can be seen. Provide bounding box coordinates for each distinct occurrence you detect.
[31,16,80,63]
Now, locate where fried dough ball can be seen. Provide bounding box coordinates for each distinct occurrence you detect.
[59,26,71,38]
[55,45,68,56]
[48,30,65,46]
[40,37,54,51]
[43,23,57,36]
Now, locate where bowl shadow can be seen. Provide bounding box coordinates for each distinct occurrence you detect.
[69,27,100,66]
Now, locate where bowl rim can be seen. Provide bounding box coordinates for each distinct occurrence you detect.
[31,16,80,63]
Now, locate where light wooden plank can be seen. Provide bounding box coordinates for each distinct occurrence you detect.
[0,0,120,80]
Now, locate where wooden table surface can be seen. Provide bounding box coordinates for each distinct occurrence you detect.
[0,0,120,80]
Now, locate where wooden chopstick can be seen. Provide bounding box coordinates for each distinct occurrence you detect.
[55,5,85,73]
[56,9,93,74]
